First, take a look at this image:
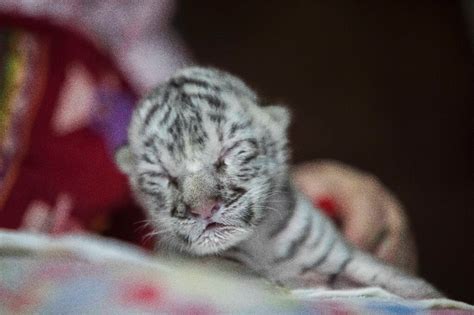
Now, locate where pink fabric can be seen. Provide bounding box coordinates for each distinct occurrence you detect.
[0,0,192,94]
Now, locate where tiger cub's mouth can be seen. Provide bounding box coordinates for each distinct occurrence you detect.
[205,222,226,230]
[198,221,235,239]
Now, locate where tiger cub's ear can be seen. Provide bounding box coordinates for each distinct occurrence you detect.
[265,105,291,131]
[115,145,133,174]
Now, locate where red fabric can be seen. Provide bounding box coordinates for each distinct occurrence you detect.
[314,196,338,218]
[0,14,150,246]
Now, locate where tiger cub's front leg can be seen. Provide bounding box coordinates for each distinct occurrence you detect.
[239,193,443,299]
[337,250,443,299]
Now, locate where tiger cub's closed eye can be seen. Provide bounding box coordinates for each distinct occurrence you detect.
[214,140,259,172]
[223,140,259,160]
[138,171,178,192]
[231,140,259,164]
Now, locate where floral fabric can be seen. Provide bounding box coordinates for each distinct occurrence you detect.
[1,230,472,315]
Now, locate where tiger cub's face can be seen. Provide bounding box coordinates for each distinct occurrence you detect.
[117,67,290,255]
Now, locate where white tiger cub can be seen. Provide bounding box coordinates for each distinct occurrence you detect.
[116,67,442,299]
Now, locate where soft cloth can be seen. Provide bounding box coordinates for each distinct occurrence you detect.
[0,11,154,245]
[0,0,191,93]
[1,229,472,314]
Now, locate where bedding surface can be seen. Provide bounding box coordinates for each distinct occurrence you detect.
[0,230,472,314]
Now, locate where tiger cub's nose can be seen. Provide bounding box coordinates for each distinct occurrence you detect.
[189,200,221,219]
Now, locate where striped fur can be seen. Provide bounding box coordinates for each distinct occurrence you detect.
[116,67,442,299]
[235,187,442,299]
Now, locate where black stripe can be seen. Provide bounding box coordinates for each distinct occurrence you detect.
[223,255,242,264]
[166,142,175,154]
[224,247,253,264]
[194,110,203,123]
[328,252,353,287]
[268,182,296,238]
[176,233,192,245]
[224,196,241,208]
[171,77,220,91]
[241,152,258,164]
[274,216,312,263]
[307,220,327,248]
[208,113,224,123]
[223,138,257,157]
[143,88,171,129]
[170,206,178,217]
[230,186,247,195]
[236,176,254,182]
[241,206,254,225]
[138,187,163,199]
[246,138,259,148]
[142,153,154,164]
[144,138,155,148]
[269,210,294,238]
[194,93,225,108]
[138,171,164,182]
[300,235,337,274]
[229,121,251,138]
[224,187,247,207]
[159,105,173,125]
[138,174,164,198]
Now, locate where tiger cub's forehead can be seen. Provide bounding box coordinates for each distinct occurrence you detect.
[132,67,264,174]
[144,120,256,177]
[137,101,257,175]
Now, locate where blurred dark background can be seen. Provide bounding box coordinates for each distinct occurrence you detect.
[174,1,473,303]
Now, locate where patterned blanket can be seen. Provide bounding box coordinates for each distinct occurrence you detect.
[0,230,472,314]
